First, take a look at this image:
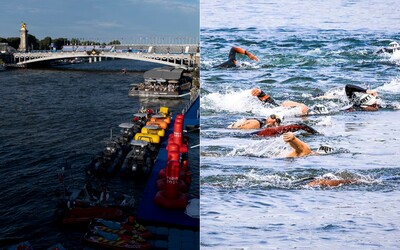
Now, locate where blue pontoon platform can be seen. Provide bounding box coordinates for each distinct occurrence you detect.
[137,96,199,229]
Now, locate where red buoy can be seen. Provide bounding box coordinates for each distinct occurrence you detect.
[154,160,188,209]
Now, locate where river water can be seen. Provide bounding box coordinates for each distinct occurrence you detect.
[200,0,400,249]
[0,60,197,249]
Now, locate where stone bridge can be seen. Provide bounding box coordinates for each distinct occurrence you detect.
[11,44,200,68]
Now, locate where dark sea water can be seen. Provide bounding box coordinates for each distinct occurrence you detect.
[200,0,400,249]
[0,60,196,249]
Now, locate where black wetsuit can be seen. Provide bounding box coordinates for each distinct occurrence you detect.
[214,47,238,68]
[376,48,397,54]
[345,84,369,106]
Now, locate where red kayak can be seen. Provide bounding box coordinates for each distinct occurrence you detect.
[256,123,319,137]
[61,207,123,226]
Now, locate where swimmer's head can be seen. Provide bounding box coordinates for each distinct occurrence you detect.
[389,41,399,50]
[312,104,329,115]
[251,88,262,97]
[265,114,282,127]
[316,145,335,155]
[359,94,377,108]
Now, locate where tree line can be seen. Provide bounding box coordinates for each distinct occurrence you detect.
[0,34,121,51]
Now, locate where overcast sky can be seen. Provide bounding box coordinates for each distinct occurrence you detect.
[0,0,199,42]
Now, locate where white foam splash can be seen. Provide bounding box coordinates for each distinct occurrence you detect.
[390,50,400,65]
[306,48,322,55]
[376,77,400,93]
[200,89,257,113]
[313,86,346,101]
[200,59,215,70]
[227,138,288,158]
[315,116,332,126]
[237,61,261,69]
[201,89,308,117]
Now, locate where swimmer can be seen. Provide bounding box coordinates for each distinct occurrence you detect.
[344,84,379,111]
[317,84,379,111]
[256,122,319,137]
[307,178,357,187]
[251,88,314,116]
[283,132,334,158]
[294,175,358,187]
[215,46,259,68]
[376,41,399,54]
[228,114,282,129]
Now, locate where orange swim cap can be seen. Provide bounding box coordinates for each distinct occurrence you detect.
[251,88,261,96]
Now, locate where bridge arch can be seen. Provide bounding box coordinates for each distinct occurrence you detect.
[13,51,197,68]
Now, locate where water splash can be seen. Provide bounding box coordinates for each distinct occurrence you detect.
[202,168,384,190]
[376,77,400,93]
[227,138,288,158]
[201,89,311,117]
[389,51,400,65]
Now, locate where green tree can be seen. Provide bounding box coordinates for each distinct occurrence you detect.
[70,38,81,45]
[108,40,121,45]
[27,34,39,50]
[39,36,52,50]
[6,37,20,49]
[52,38,68,50]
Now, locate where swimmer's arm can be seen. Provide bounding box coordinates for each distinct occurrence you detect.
[283,132,311,157]
[232,47,260,61]
[288,137,311,155]
[244,50,259,61]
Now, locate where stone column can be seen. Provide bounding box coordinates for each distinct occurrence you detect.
[18,22,28,52]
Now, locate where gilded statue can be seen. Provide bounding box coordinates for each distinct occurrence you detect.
[21,22,26,29]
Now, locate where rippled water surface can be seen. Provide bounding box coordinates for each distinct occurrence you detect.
[0,60,195,249]
[200,0,400,249]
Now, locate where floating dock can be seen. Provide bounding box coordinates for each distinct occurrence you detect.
[137,95,199,229]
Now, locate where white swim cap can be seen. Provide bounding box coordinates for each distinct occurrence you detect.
[312,104,328,115]
[359,94,377,107]
[316,145,335,155]
[389,41,399,49]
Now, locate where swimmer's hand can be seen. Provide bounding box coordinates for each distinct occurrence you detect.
[245,51,259,61]
[283,132,295,142]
